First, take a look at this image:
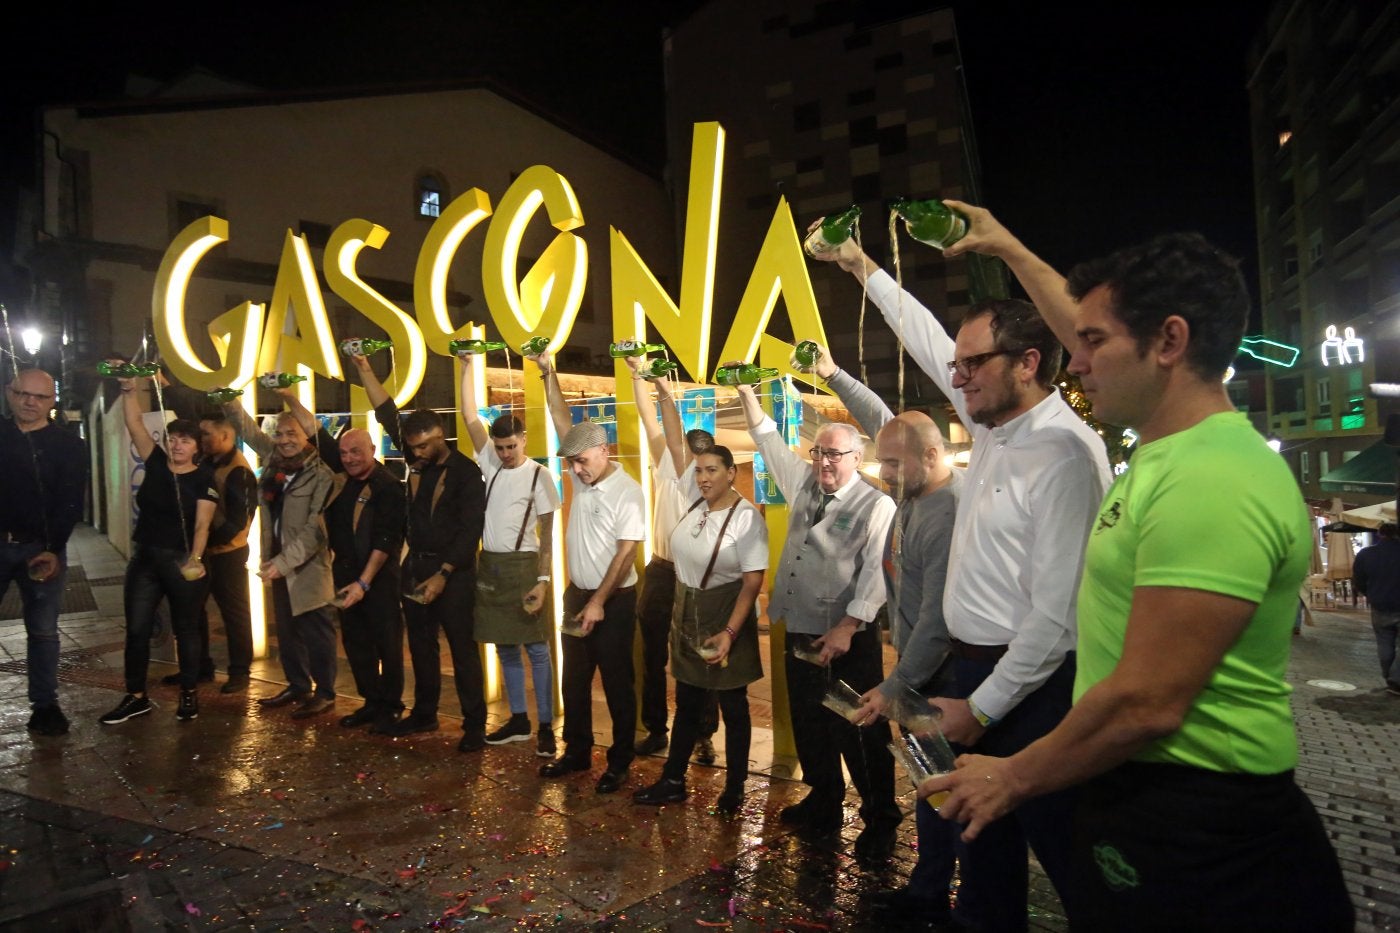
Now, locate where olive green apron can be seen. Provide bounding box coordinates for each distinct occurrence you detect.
[473,465,550,645]
[667,497,762,691]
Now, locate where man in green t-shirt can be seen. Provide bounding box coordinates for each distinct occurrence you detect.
[921,207,1353,931]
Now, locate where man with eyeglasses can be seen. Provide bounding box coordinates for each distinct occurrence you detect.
[918,208,1352,932]
[813,216,1111,928]
[2,369,87,737]
[734,380,900,862]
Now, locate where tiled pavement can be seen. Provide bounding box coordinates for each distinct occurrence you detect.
[0,526,1393,930]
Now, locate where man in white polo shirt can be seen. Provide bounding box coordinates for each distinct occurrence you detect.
[531,352,647,796]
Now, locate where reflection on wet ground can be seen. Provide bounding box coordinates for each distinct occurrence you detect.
[1,528,1395,929]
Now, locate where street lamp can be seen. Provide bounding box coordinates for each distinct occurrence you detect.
[19,327,42,356]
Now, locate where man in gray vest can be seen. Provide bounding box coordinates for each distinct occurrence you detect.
[735,381,899,862]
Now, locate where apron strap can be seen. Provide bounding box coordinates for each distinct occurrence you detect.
[699,499,741,590]
[513,465,541,552]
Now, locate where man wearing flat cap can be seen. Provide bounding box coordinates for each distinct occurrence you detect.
[529,351,647,795]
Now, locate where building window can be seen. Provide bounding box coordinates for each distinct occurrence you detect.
[1320,450,1330,477]
[417,174,447,219]
[1299,451,1310,484]
[1316,377,1331,415]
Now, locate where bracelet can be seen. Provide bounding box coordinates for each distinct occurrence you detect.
[724,626,737,639]
[356,578,371,593]
[537,575,551,583]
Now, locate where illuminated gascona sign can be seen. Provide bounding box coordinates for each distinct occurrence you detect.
[154,122,831,459]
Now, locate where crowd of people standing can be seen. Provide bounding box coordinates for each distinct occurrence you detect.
[1,198,1360,931]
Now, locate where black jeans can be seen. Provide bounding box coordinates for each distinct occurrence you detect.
[339,570,405,714]
[124,546,210,693]
[637,557,675,736]
[950,653,1078,932]
[663,680,749,786]
[561,584,637,772]
[401,558,484,734]
[201,546,252,675]
[785,626,900,828]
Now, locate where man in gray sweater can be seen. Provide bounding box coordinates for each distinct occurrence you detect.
[811,344,963,920]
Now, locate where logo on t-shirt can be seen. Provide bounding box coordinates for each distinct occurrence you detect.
[1094,500,1122,535]
[1093,841,1140,891]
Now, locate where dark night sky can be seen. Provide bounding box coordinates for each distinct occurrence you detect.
[0,0,1276,311]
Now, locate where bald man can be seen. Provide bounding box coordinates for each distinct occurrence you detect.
[324,428,406,734]
[2,369,86,737]
[814,348,963,916]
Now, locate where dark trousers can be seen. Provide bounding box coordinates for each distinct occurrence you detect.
[1071,762,1353,933]
[402,561,484,734]
[950,653,1078,933]
[561,584,637,772]
[663,680,749,786]
[637,557,675,735]
[339,575,405,714]
[200,546,252,676]
[785,626,900,828]
[270,580,338,699]
[0,540,65,708]
[124,546,210,692]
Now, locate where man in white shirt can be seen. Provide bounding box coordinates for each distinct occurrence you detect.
[735,381,901,863]
[459,355,562,758]
[532,352,648,796]
[815,227,1111,928]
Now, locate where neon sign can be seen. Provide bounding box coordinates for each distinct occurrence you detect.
[1237,336,1300,368]
[1320,324,1364,366]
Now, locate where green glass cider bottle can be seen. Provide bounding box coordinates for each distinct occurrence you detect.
[640,358,679,380]
[790,340,822,373]
[520,336,551,356]
[448,339,508,356]
[803,205,862,257]
[889,197,969,250]
[206,387,244,404]
[258,372,307,389]
[339,337,393,357]
[714,363,780,386]
[97,361,160,378]
[609,339,667,358]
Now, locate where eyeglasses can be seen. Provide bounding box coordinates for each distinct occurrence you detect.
[692,509,711,537]
[808,447,855,463]
[6,387,54,402]
[947,349,1019,380]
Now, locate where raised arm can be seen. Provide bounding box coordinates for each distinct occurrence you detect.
[817,343,894,437]
[530,351,573,440]
[458,352,490,455]
[222,400,273,458]
[350,352,392,409]
[113,366,156,461]
[736,382,809,502]
[274,386,319,439]
[623,356,665,467]
[941,200,1078,351]
[654,376,689,472]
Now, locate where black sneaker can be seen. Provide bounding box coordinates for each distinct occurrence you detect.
[100,694,154,725]
[27,705,70,736]
[485,713,532,745]
[160,672,182,686]
[695,736,717,765]
[176,691,199,722]
[457,731,487,753]
[633,777,687,805]
[636,731,668,756]
[536,724,557,758]
[220,674,250,695]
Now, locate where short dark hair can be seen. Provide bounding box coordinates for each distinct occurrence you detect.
[489,414,525,439]
[1065,232,1249,380]
[965,298,1063,386]
[166,418,202,443]
[402,409,444,438]
[686,429,715,454]
[199,411,233,430]
[696,445,735,470]
[1378,522,1398,540]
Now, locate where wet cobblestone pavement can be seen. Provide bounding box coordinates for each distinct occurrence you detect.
[0,527,1395,930]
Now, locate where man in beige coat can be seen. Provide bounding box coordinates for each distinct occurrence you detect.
[225,406,340,719]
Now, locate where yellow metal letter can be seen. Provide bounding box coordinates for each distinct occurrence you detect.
[325,219,428,416]
[258,230,344,409]
[153,216,264,391]
[413,188,493,355]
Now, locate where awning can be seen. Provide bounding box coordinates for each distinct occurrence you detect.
[1340,501,1398,529]
[1319,441,1399,495]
